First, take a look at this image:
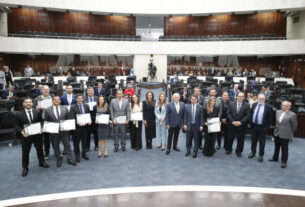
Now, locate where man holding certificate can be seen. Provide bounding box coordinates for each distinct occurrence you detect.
[15,98,50,177]
[84,87,98,152]
[183,95,204,158]
[33,85,53,160]
[110,90,130,152]
[71,94,91,162]
[45,96,77,168]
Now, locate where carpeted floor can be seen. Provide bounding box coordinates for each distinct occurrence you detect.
[1,132,305,201]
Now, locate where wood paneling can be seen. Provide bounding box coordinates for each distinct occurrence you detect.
[164,12,286,36]
[8,8,135,35]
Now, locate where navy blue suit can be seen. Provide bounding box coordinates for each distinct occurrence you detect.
[250,102,273,156]
[229,89,239,99]
[165,102,185,150]
[60,94,77,106]
[1,90,16,99]
[170,78,180,85]
[94,87,106,97]
[184,104,204,153]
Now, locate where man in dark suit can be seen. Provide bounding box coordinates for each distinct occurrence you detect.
[84,87,98,152]
[269,101,297,168]
[170,74,180,85]
[165,93,185,155]
[183,95,204,158]
[229,84,239,100]
[44,96,76,168]
[1,86,16,99]
[94,82,106,96]
[70,94,91,162]
[187,87,205,106]
[248,93,273,162]
[220,91,230,151]
[15,98,50,177]
[60,85,77,108]
[226,92,250,157]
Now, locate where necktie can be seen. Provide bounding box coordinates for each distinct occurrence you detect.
[254,104,261,124]
[56,106,60,120]
[79,105,83,114]
[192,105,195,124]
[176,103,179,114]
[28,111,33,123]
[237,102,241,113]
[90,97,93,102]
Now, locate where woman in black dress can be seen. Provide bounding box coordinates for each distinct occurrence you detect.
[129,94,142,150]
[143,91,156,149]
[203,97,221,157]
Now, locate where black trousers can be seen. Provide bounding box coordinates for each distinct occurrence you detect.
[43,132,51,155]
[272,136,289,163]
[228,125,246,153]
[74,126,88,157]
[186,124,199,153]
[198,132,203,148]
[203,131,217,156]
[20,134,44,169]
[5,77,13,87]
[86,124,98,149]
[167,126,180,150]
[221,123,229,150]
[130,121,142,150]
[251,124,267,155]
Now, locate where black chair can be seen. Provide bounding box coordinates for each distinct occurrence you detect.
[0,111,17,144]
[225,76,233,82]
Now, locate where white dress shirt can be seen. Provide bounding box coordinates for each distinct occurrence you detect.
[25,109,33,123]
[279,111,287,124]
[53,105,61,119]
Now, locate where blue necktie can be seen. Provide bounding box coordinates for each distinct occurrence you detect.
[56,106,60,120]
[79,105,83,114]
[254,104,261,124]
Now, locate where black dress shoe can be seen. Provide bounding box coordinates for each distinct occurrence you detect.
[56,159,63,168]
[114,147,118,152]
[281,162,287,168]
[104,154,108,158]
[22,168,28,177]
[98,155,102,158]
[122,146,126,152]
[166,149,170,155]
[248,152,255,158]
[216,145,220,150]
[258,155,263,162]
[76,156,80,163]
[68,160,77,166]
[193,152,197,158]
[82,155,89,160]
[268,158,279,162]
[173,147,181,152]
[236,152,242,157]
[225,150,232,155]
[44,153,49,160]
[185,151,190,157]
[39,162,50,168]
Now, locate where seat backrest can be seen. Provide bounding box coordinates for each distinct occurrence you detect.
[0,112,16,128]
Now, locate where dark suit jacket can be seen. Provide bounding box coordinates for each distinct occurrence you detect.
[15,109,42,135]
[1,90,16,99]
[227,101,250,129]
[170,78,179,85]
[70,103,91,126]
[84,96,98,104]
[251,102,273,131]
[60,94,77,106]
[184,104,204,130]
[187,95,205,106]
[229,89,239,99]
[94,87,106,96]
[165,102,185,128]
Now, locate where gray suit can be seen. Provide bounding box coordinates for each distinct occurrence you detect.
[44,105,74,161]
[274,110,297,139]
[110,98,130,147]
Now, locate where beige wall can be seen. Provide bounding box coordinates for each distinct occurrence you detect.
[133,54,167,82]
[0,13,7,36]
[287,10,305,39]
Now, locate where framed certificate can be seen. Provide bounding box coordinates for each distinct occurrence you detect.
[60,119,76,131]
[96,114,110,124]
[42,121,59,134]
[39,99,52,109]
[116,116,126,124]
[207,117,220,133]
[76,113,91,125]
[87,102,97,111]
[24,122,41,136]
[130,112,143,121]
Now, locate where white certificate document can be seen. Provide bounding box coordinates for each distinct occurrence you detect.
[39,99,52,109]
[87,102,96,111]
[43,121,59,134]
[95,114,110,124]
[116,116,126,124]
[130,112,143,121]
[76,113,91,125]
[208,117,220,133]
[60,119,76,131]
[24,123,41,136]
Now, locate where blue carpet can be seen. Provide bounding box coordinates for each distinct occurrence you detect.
[1,133,305,200]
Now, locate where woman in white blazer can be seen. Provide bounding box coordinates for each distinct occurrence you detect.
[154,93,168,150]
